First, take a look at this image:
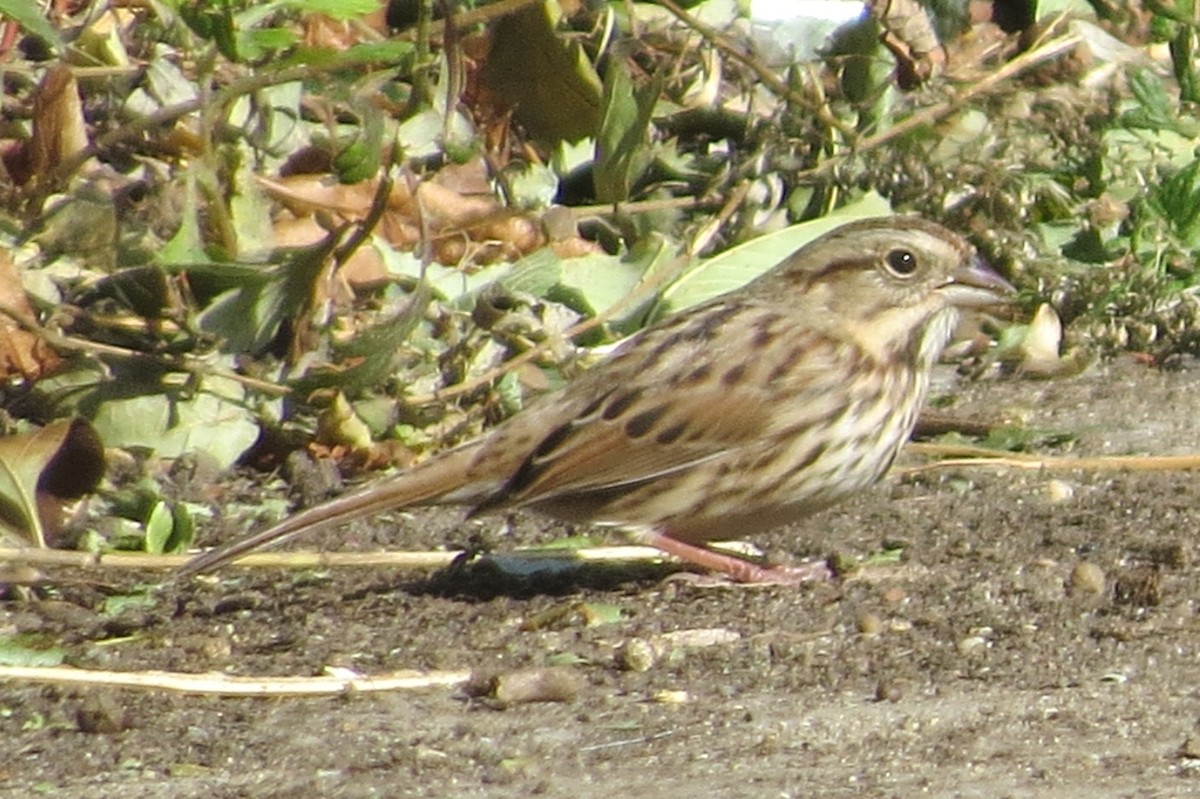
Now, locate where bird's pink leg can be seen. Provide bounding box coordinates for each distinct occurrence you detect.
[639,530,833,585]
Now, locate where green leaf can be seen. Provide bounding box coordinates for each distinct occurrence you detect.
[0,0,63,53]
[481,2,602,143]
[139,499,195,555]
[144,501,174,555]
[287,40,416,68]
[1037,0,1099,17]
[90,375,259,470]
[170,502,196,554]
[281,0,381,18]
[0,635,65,667]
[1148,156,1200,247]
[159,173,210,268]
[194,240,334,353]
[100,592,157,617]
[1121,67,1200,135]
[291,287,432,399]
[502,249,566,299]
[594,60,662,203]
[179,4,238,59]
[552,237,675,329]
[239,27,298,60]
[331,99,385,184]
[656,192,893,314]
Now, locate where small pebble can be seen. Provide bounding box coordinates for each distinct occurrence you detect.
[1178,737,1200,760]
[857,613,884,636]
[615,638,657,672]
[958,635,989,656]
[1046,479,1075,503]
[466,667,586,705]
[651,690,690,704]
[1067,562,1106,596]
[874,680,904,703]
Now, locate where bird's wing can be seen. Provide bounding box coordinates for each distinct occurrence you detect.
[472,319,855,510]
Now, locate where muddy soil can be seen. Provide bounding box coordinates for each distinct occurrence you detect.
[5,355,1200,798]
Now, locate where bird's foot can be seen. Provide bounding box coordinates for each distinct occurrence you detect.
[638,530,833,586]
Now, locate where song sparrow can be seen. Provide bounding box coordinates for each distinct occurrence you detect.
[181,216,1013,583]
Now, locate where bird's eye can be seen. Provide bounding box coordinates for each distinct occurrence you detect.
[884,249,918,277]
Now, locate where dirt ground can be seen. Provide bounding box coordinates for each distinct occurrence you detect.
[5,354,1200,798]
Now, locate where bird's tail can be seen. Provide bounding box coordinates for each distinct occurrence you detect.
[177,442,485,577]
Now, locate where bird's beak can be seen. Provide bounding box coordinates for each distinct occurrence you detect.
[942,255,1015,308]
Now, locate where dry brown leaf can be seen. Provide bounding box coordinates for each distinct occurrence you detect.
[256,174,409,217]
[34,418,106,546]
[0,250,62,382]
[32,63,88,174]
[430,157,493,195]
[549,236,603,259]
[259,171,552,268]
[0,418,104,547]
[272,214,389,289]
[3,63,90,185]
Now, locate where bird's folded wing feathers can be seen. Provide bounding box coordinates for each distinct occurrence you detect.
[475,346,854,508]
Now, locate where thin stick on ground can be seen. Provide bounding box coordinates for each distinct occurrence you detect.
[0,664,472,696]
[901,444,1200,474]
[0,544,667,571]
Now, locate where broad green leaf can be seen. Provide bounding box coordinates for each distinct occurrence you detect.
[503,249,566,299]
[332,98,385,184]
[90,375,258,470]
[553,252,638,314]
[1120,67,1200,136]
[290,283,432,398]
[229,160,277,258]
[553,236,674,328]
[163,501,195,554]
[481,1,602,143]
[239,27,298,60]
[1038,0,1094,15]
[396,106,475,160]
[505,162,560,210]
[656,192,893,314]
[0,635,65,667]
[195,240,332,353]
[144,48,200,108]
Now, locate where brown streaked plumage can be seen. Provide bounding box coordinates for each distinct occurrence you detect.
[180,216,1013,583]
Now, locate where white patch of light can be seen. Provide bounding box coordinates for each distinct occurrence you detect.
[749,0,867,24]
[748,1,869,67]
